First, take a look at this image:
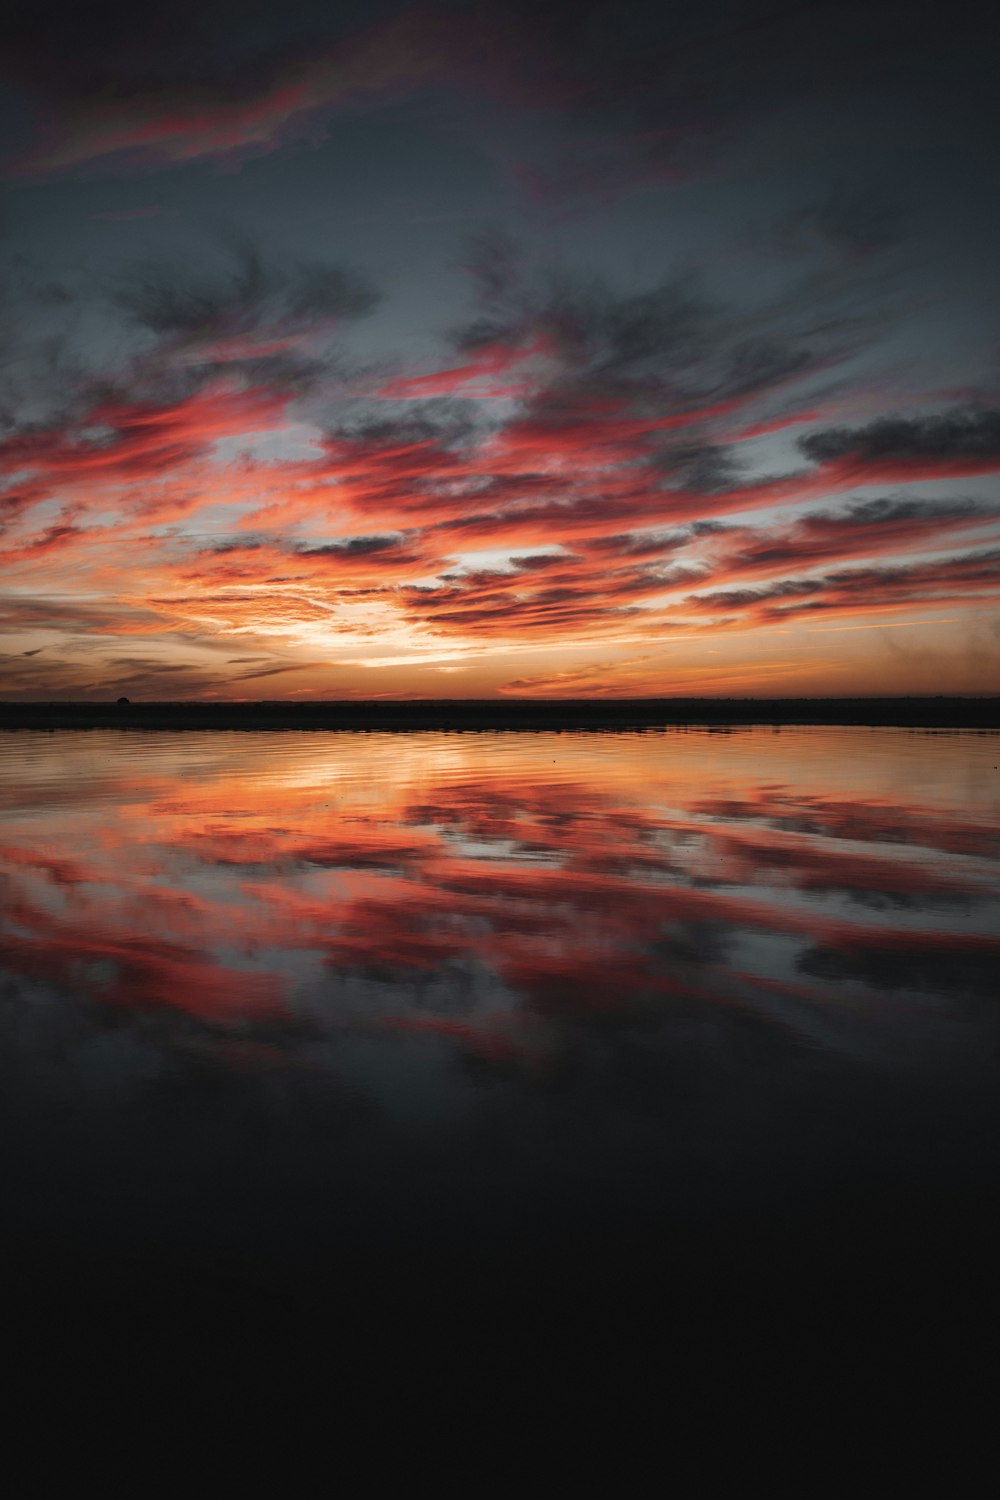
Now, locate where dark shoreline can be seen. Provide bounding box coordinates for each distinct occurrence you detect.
[1,695,998,731]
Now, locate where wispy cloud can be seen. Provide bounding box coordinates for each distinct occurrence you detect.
[2,222,999,698]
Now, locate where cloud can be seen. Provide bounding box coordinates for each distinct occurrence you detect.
[498,656,848,697]
[0,383,293,525]
[3,230,1000,688]
[774,183,910,261]
[142,591,338,633]
[0,592,165,634]
[113,238,377,386]
[9,3,537,174]
[7,0,993,270]
[373,335,551,400]
[676,496,1000,586]
[800,408,1000,479]
[298,533,416,558]
[683,546,1000,628]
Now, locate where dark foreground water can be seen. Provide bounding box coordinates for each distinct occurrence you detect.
[2,726,998,1425]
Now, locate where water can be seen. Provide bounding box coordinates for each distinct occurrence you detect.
[2,726,998,1413]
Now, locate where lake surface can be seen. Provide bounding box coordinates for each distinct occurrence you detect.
[3,725,998,1410]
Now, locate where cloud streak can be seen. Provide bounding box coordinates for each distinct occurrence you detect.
[2,221,999,697]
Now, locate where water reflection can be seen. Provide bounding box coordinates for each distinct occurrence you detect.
[1,727,998,1281]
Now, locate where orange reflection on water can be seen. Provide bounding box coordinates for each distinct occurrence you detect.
[1,726,998,1072]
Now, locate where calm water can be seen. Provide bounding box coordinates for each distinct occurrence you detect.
[3,726,999,1408]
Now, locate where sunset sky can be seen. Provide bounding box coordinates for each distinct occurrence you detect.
[1,0,999,700]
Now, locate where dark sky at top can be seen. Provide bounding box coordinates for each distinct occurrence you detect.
[1,0,999,698]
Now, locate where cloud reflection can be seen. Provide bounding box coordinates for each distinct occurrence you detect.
[1,727,997,1089]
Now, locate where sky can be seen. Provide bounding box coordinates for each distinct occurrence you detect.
[1,0,999,701]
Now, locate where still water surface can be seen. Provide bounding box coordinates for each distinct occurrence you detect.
[2,726,998,1395]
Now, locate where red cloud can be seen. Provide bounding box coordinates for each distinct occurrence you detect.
[0,384,289,488]
[4,311,1000,686]
[19,6,537,174]
[374,335,553,399]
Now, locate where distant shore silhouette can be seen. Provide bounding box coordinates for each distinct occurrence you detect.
[1,697,997,731]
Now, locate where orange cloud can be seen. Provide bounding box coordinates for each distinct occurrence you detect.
[3,272,999,701]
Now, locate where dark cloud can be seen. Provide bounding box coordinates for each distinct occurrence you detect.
[683,496,1000,586]
[452,260,726,405]
[775,183,910,260]
[334,399,484,450]
[0,236,378,459]
[208,539,266,555]
[3,1,390,133]
[115,240,375,338]
[836,495,991,525]
[801,408,1000,468]
[650,442,742,495]
[111,237,377,394]
[299,534,408,557]
[431,230,888,464]
[685,545,1000,625]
